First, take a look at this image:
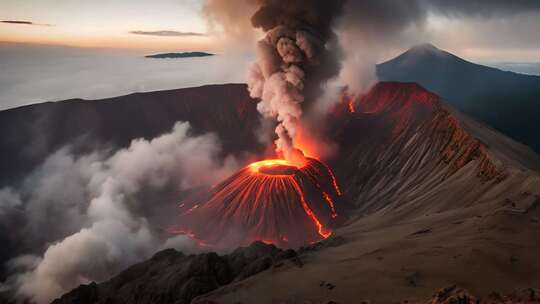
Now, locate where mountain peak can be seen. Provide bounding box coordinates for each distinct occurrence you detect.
[412,43,439,50]
[379,43,464,68]
[377,42,540,156]
[408,43,445,56]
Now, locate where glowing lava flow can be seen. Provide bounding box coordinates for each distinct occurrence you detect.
[348,98,356,113]
[173,157,345,249]
[290,178,331,239]
[321,161,342,196]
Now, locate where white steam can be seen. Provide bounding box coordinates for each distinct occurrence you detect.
[2,122,237,304]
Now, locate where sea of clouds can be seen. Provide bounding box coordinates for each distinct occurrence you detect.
[0,42,252,111]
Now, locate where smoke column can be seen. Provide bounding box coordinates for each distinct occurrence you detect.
[245,0,345,164]
[204,0,540,105]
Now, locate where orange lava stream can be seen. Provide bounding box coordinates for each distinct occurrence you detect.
[245,159,333,240]
[290,178,332,239]
[175,157,339,247]
[348,99,356,113]
[322,191,337,218]
[168,228,211,248]
[259,239,274,245]
[184,204,199,214]
[248,159,291,173]
[321,161,342,196]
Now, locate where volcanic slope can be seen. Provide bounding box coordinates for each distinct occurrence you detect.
[197,82,540,304]
[49,82,540,304]
[173,158,346,249]
[377,43,540,153]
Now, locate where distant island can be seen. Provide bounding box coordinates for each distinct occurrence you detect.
[145,52,214,59]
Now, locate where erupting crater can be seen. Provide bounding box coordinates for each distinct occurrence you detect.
[173,157,346,249]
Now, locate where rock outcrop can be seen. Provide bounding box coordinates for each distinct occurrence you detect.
[51,242,301,304]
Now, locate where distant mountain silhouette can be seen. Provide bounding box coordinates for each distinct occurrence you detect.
[377,43,540,152]
[145,52,214,59]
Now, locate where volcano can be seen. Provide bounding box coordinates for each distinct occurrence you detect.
[174,157,345,249]
[40,81,540,304]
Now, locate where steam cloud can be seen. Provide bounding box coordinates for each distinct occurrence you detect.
[1,122,238,303]
[244,0,345,162]
[202,0,259,49]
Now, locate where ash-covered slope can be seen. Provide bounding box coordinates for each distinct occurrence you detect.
[174,158,346,249]
[200,83,540,303]
[51,241,302,304]
[9,82,540,304]
[332,82,540,214]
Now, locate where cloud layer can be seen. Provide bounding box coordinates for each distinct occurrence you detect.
[129,30,206,37]
[1,20,52,26]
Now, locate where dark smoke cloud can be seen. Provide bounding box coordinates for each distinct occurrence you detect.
[250,0,344,40]
[203,0,540,95]
[340,0,540,38]
[129,30,206,37]
[425,0,540,17]
[245,0,345,161]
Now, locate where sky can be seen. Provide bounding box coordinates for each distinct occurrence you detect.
[0,0,212,50]
[1,0,540,62]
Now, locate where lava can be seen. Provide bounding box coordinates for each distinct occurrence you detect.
[322,192,337,218]
[173,157,345,249]
[321,161,343,196]
[348,98,356,113]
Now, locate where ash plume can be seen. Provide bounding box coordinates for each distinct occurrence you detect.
[245,0,345,162]
[203,0,540,99]
[203,0,540,160]
[203,0,540,102]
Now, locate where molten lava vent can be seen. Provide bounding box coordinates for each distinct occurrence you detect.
[175,158,346,249]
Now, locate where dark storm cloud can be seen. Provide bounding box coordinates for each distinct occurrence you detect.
[1,20,52,26]
[250,0,345,40]
[203,0,540,45]
[129,30,206,37]
[341,0,540,37]
[335,0,540,92]
[426,0,540,17]
[244,0,346,159]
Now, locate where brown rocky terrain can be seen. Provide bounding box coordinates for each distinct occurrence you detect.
[51,242,303,304]
[2,81,539,304]
[196,83,540,303]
